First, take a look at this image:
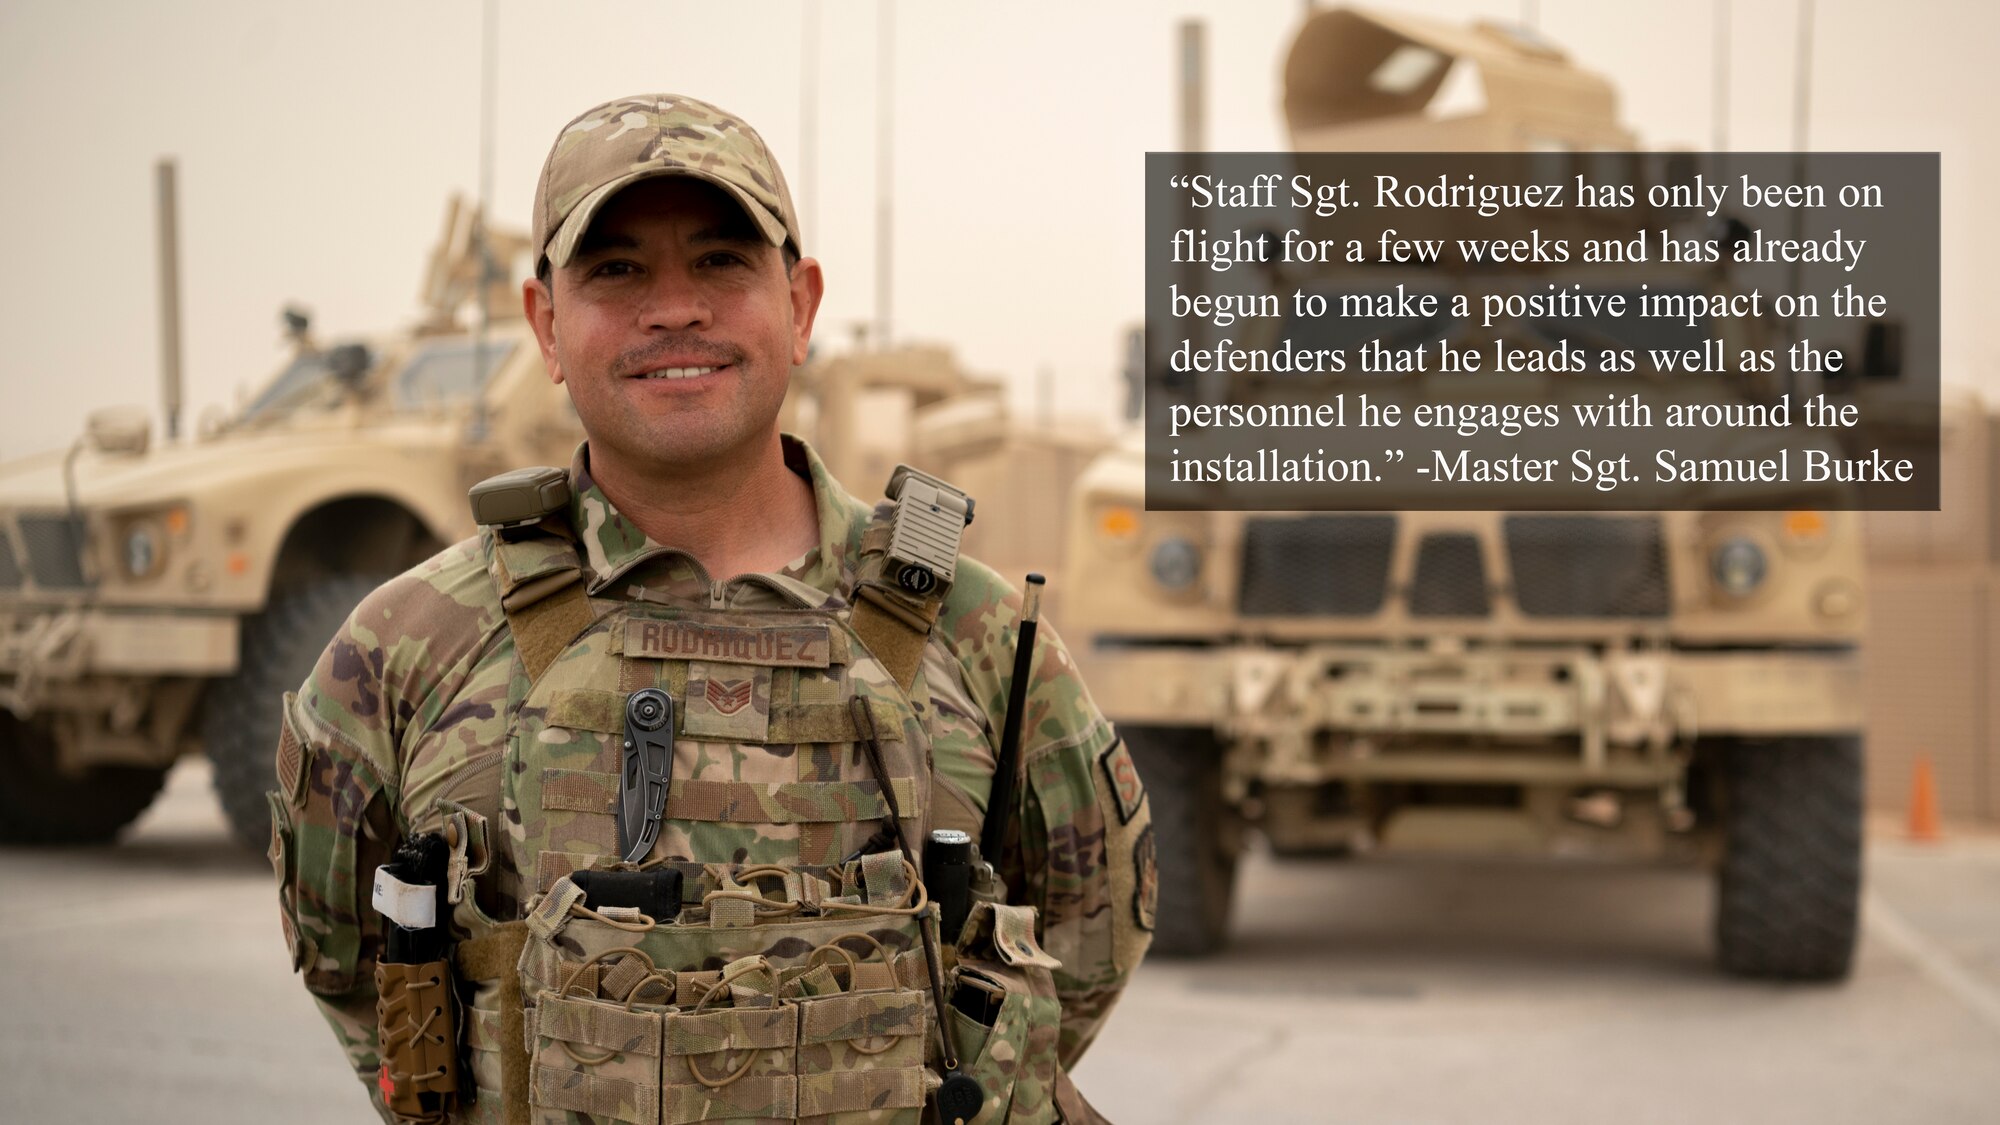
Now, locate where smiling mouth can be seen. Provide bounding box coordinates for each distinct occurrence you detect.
[638,366,723,380]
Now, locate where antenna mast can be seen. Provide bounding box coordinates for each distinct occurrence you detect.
[474,0,498,394]
[154,158,184,443]
[875,0,895,350]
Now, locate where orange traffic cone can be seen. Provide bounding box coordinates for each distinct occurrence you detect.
[1906,754,1943,843]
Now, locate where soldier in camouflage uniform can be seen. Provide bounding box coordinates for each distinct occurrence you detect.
[270,94,1155,1124]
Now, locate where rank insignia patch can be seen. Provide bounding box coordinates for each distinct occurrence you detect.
[704,677,754,716]
[684,661,771,741]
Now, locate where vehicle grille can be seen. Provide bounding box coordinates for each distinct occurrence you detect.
[0,528,21,590]
[1239,515,1395,616]
[16,514,88,590]
[1409,533,1490,617]
[1504,515,1669,618]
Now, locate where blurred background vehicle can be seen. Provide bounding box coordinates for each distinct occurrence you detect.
[0,194,580,848]
[1062,7,1890,979]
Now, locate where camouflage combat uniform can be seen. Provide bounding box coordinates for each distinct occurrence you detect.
[270,436,1155,1121]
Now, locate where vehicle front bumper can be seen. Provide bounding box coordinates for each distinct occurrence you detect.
[1082,640,1864,784]
[0,605,238,712]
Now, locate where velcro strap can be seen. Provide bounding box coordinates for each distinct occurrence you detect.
[850,958,916,994]
[860,849,911,907]
[501,567,582,614]
[438,801,492,906]
[798,1069,925,1117]
[538,994,662,1056]
[664,1006,797,1055]
[547,688,627,733]
[663,1076,796,1125]
[990,902,1061,969]
[799,989,925,1044]
[708,888,755,930]
[850,584,940,691]
[775,700,902,742]
[668,778,918,825]
[531,1064,658,1122]
[675,970,721,1006]
[789,964,841,998]
[488,531,596,686]
[493,532,582,591]
[534,772,915,825]
[528,880,586,946]
[547,689,897,743]
[563,965,602,997]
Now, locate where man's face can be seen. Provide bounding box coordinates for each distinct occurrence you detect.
[525,177,823,475]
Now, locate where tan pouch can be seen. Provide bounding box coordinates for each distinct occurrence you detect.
[376,959,461,1122]
[795,987,928,1124]
[944,903,1065,1125]
[662,958,798,1125]
[527,990,663,1124]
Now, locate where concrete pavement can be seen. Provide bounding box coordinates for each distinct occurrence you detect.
[2,760,1996,1123]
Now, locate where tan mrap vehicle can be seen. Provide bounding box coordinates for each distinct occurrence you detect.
[1066,7,1871,979]
[0,197,581,849]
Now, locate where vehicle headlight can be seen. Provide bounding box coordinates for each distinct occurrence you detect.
[124,522,165,579]
[1149,535,1202,592]
[1710,536,1767,596]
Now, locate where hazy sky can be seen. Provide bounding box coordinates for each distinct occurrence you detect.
[0,0,1992,460]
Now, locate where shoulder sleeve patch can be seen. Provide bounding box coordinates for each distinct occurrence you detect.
[1133,823,1157,932]
[1098,737,1146,826]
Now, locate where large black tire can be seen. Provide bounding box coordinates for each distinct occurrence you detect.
[1122,725,1239,956]
[203,573,385,851]
[1715,736,1863,980]
[0,709,169,844]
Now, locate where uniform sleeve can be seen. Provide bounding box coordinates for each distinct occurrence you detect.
[266,541,502,1118]
[1010,621,1153,1067]
[934,564,1155,1068]
[271,646,398,1118]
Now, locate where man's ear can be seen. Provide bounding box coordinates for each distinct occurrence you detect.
[788,257,825,367]
[524,277,564,384]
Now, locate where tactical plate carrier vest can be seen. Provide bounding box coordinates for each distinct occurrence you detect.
[431,465,1065,1125]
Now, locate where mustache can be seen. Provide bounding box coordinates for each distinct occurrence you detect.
[613,336,744,376]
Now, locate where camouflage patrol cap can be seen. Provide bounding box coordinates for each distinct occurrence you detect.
[532,93,803,272]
